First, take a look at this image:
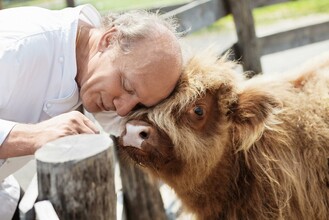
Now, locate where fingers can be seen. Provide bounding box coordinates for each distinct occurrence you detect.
[37,111,100,136]
[64,111,100,135]
[82,117,100,134]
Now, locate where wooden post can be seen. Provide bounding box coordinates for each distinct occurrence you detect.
[66,0,75,7]
[119,160,167,220]
[35,134,116,220]
[111,136,167,220]
[228,0,262,77]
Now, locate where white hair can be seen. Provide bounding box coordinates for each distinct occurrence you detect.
[102,10,181,52]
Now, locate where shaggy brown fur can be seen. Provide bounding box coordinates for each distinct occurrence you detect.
[116,51,329,220]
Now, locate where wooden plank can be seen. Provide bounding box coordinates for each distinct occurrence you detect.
[228,0,262,75]
[35,134,116,220]
[258,20,329,55]
[65,0,74,7]
[19,174,38,220]
[34,200,59,220]
[148,2,189,14]
[163,0,229,34]
[111,135,167,220]
[251,0,288,8]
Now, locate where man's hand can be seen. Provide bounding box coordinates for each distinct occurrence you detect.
[0,111,99,158]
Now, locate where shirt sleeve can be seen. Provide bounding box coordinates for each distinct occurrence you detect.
[0,119,16,146]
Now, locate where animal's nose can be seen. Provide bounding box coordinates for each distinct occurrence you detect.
[138,128,150,139]
[122,121,152,149]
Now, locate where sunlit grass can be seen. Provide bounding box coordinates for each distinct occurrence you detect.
[3,0,189,11]
[254,0,329,24]
[3,0,328,32]
[197,0,329,33]
[76,0,189,12]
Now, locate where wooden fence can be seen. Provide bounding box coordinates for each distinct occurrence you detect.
[17,0,329,219]
[162,0,329,76]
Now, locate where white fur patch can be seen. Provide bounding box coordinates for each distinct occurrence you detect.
[122,124,147,149]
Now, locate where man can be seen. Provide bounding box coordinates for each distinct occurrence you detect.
[0,4,182,219]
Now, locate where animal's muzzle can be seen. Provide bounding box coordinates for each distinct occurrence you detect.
[121,120,153,149]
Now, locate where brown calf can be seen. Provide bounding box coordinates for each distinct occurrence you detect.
[116,51,329,220]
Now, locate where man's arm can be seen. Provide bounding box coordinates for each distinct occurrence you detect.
[0,111,100,159]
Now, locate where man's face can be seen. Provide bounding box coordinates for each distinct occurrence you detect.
[80,36,182,116]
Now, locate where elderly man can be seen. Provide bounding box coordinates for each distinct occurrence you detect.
[0,4,182,219]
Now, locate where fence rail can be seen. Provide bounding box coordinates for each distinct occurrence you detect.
[258,20,329,55]
[163,0,329,75]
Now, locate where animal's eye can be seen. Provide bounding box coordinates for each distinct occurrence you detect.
[194,106,204,116]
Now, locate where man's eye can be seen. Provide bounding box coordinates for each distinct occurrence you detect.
[122,79,134,95]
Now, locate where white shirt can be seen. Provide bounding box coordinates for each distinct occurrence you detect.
[0,4,101,219]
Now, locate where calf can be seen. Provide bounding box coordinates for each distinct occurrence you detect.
[116,51,329,220]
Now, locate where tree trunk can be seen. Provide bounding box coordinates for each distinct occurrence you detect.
[35,134,116,220]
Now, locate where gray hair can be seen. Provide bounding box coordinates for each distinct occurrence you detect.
[101,10,181,52]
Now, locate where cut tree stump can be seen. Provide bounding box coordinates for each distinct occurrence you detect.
[35,134,116,220]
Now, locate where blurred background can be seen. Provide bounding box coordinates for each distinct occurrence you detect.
[2,0,329,33]
[2,0,329,74]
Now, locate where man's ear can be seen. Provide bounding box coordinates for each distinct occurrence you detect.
[227,88,281,151]
[97,27,117,52]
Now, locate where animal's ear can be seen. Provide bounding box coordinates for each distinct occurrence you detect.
[227,88,281,151]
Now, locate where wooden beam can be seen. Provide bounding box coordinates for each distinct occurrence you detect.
[65,0,74,7]
[228,0,262,75]
[34,201,59,220]
[19,174,38,220]
[119,159,167,220]
[163,0,229,34]
[251,0,288,8]
[35,134,116,220]
[148,2,189,14]
[111,135,167,220]
[258,20,329,55]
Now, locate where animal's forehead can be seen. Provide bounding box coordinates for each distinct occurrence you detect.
[127,54,236,118]
[133,72,220,117]
[127,87,205,121]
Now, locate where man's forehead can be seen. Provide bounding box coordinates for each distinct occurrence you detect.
[135,76,174,107]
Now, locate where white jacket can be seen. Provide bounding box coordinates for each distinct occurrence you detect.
[0,4,101,219]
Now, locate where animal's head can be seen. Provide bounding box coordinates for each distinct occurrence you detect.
[116,51,281,189]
